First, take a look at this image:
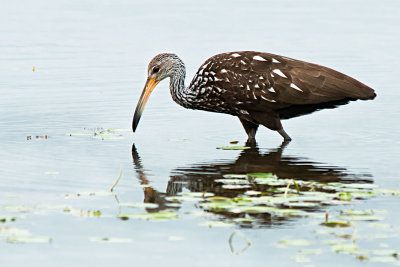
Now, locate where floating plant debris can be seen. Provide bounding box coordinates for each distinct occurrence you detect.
[216,146,250,150]
[66,128,128,140]
[118,211,178,221]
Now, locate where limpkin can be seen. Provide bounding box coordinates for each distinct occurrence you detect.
[133,51,376,141]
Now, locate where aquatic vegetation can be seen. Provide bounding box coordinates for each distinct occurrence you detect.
[118,211,178,221]
[216,146,250,150]
[0,227,51,244]
[66,128,128,140]
[1,168,399,266]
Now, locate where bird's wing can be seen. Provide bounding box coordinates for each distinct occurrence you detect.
[203,51,376,111]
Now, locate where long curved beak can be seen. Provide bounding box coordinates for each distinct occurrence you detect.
[132,77,160,132]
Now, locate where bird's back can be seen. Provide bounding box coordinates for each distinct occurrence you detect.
[187,51,376,117]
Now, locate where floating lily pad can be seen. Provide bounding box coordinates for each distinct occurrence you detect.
[0,216,17,223]
[118,211,178,221]
[298,248,324,255]
[294,255,311,263]
[0,227,51,243]
[233,217,259,223]
[372,249,399,256]
[222,174,248,179]
[216,146,250,150]
[180,192,214,197]
[232,206,274,214]
[214,179,250,185]
[6,235,52,244]
[207,196,232,202]
[375,189,400,196]
[368,223,391,229]
[199,201,236,212]
[321,221,352,228]
[338,192,352,201]
[244,190,262,196]
[0,205,35,213]
[119,202,159,209]
[331,243,368,256]
[222,185,252,189]
[370,256,398,263]
[198,221,234,228]
[282,202,318,208]
[247,173,276,179]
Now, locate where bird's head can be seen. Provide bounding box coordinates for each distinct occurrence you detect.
[132,53,184,132]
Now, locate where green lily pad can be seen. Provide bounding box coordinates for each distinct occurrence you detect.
[338,192,352,201]
[331,243,368,256]
[231,206,274,214]
[119,202,159,209]
[166,196,201,202]
[0,216,17,223]
[247,173,276,179]
[216,146,250,150]
[232,217,259,223]
[298,248,324,255]
[370,256,398,263]
[118,211,178,221]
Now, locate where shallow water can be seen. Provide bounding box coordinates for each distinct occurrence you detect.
[1,0,400,266]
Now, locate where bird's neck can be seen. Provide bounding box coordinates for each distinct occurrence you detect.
[169,65,195,108]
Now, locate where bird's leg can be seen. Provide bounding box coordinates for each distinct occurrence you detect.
[278,129,292,141]
[239,118,259,143]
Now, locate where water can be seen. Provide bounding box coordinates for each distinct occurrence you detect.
[1,0,400,266]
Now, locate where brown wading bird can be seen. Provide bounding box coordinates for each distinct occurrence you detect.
[132,52,376,142]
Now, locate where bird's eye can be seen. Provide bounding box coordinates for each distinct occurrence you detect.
[153,66,160,73]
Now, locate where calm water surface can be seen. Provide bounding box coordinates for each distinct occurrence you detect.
[1,0,400,266]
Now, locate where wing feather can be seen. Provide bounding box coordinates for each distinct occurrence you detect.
[191,51,376,114]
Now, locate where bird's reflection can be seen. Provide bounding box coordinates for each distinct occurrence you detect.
[131,142,373,219]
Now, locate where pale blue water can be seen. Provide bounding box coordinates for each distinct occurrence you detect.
[1,0,400,266]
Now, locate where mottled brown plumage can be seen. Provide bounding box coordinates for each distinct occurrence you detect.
[133,51,376,142]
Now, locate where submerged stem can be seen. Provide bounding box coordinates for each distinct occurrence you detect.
[110,165,123,192]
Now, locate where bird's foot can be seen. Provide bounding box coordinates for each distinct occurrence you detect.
[278,129,292,141]
[245,137,257,147]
